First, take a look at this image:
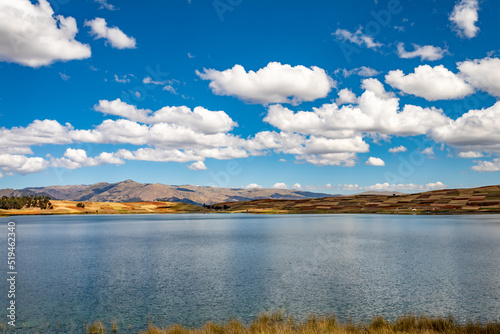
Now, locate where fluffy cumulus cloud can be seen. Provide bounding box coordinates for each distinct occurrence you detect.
[85,17,136,49]
[0,0,91,67]
[258,78,453,167]
[94,99,237,134]
[333,28,382,49]
[0,154,49,176]
[336,181,446,192]
[335,88,357,105]
[196,62,335,105]
[422,147,434,155]
[449,0,479,39]
[396,43,448,61]
[366,157,385,166]
[0,119,74,154]
[272,182,288,189]
[458,151,484,158]
[187,161,207,170]
[430,101,500,154]
[389,145,407,153]
[0,98,253,175]
[51,148,124,169]
[471,159,500,172]
[246,183,262,189]
[264,78,449,138]
[385,65,474,101]
[244,130,364,167]
[458,57,500,98]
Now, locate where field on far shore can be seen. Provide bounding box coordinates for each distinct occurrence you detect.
[0,200,208,217]
[218,185,500,214]
[2,185,500,217]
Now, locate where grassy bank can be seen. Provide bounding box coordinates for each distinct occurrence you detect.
[82,312,500,334]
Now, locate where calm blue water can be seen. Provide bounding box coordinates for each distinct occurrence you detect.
[1,214,500,333]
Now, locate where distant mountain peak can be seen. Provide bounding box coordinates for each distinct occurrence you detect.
[1,181,335,205]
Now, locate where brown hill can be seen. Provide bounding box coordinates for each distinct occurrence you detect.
[215,185,500,214]
[1,180,334,205]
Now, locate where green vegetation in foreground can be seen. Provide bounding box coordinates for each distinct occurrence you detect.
[77,312,500,334]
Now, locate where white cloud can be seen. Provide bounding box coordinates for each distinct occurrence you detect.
[471,159,500,172]
[272,182,288,189]
[458,151,484,158]
[245,130,364,167]
[94,99,237,134]
[114,74,130,83]
[366,157,385,166]
[333,28,382,49]
[431,101,500,154]
[95,0,116,10]
[163,85,177,94]
[254,78,450,167]
[264,79,449,137]
[52,148,124,169]
[296,153,358,167]
[0,119,73,153]
[0,154,49,175]
[196,62,335,105]
[85,17,136,49]
[335,88,357,105]
[293,183,302,189]
[389,145,407,153]
[246,183,262,189]
[59,73,70,81]
[188,161,207,170]
[458,57,500,97]
[385,65,474,101]
[341,66,381,77]
[396,43,448,61]
[337,181,446,192]
[143,77,163,85]
[422,147,435,156]
[304,136,369,154]
[116,148,204,163]
[422,147,434,155]
[0,0,90,67]
[450,0,479,39]
[72,119,245,153]
[143,76,178,93]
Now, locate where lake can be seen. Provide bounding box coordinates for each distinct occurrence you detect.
[1,214,500,333]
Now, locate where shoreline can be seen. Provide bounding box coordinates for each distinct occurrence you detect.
[2,209,500,218]
[2,183,500,217]
[9,312,496,334]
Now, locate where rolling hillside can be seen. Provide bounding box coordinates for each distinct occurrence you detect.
[215,185,500,214]
[0,180,333,205]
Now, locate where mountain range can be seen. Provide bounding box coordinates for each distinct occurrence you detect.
[0,180,335,205]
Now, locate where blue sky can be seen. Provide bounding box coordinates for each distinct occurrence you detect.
[0,0,499,193]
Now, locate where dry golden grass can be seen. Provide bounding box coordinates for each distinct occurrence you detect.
[137,312,500,334]
[86,320,106,334]
[0,200,208,216]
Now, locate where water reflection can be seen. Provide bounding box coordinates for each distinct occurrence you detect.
[1,214,499,333]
